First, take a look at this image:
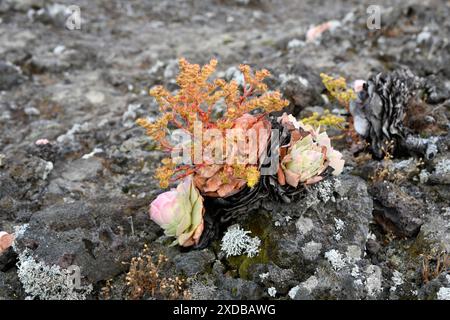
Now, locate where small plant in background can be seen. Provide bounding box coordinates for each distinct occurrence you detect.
[320,73,360,143]
[320,73,356,110]
[125,245,190,300]
[301,110,346,130]
[346,69,447,160]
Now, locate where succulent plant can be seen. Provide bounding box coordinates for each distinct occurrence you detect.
[281,135,327,187]
[193,114,345,249]
[278,113,344,188]
[193,113,271,198]
[137,58,288,189]
[140,59,348,250]
[149,176,205,247]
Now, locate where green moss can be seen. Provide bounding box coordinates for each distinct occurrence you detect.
[225,211,276,279]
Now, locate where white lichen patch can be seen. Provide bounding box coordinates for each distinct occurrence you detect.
[437,287,450,300]
[435,159,450,175]
[259,272,269,281]
[390,270,404,292]
[315,179,335,203]
[333,218,345,241]
[12,224,28,252]
[189,280,217,300]
[365,265,382,297]
[220,225,261,258]
[267,287,277,297]
[351,265,360,278]
[42,161,53,180]
[325,249,346,271]
[288,285,300,299]
[17,250,92,300]
[419,169,430,184]
[345,245,362,263]
[288,275,320,299]
[301,241,322,260]
[301,275,319,292]
[295,217,314,236]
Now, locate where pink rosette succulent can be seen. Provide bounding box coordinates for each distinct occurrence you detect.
[193,113,271,198]
[149,176,204,247]
[281,135,328,187]
[278,113,345,188]
[0,232,14,255]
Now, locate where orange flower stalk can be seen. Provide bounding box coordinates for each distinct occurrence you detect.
[137,58,289,196]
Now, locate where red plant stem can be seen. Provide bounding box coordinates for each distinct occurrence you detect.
[172,165,192,173]
[170,168,196,182]
[240,84,253,105]
[170,111,194,137]
[159,138,174,151]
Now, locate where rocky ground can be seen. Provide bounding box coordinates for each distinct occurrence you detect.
[1,0,450,300]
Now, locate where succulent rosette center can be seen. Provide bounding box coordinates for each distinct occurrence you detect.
[193,113,271,198]
[278,113,345,188]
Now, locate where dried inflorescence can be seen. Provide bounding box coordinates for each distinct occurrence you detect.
[422,252,450,284]
[137,58,289,193]
[125,245,190,300]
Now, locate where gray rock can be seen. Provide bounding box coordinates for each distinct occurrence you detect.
[371,181,424,238]
[0,61,24,90]
[215,276,263,300]
[60,158,103,182]
[264,176,373,276]
[173,249,215,277]
[14,198,159,283]
[420,213,450,252]
[418,273,450,300]
[0,269,24,300]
